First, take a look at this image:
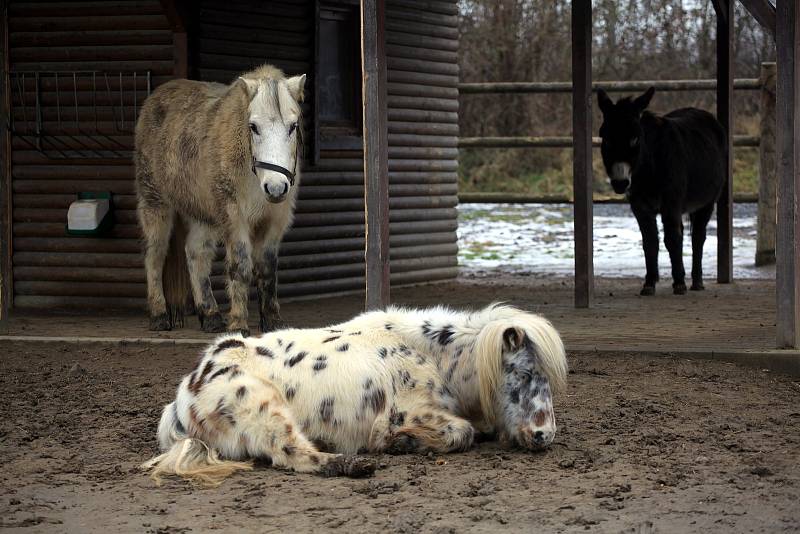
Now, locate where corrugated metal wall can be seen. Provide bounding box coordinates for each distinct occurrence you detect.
[7,0,459,309]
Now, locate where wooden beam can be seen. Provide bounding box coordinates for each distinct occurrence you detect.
[571,0,593,308]
[756,62,777,266]
[361,0,389,310]
[776,0,800,348]
[739,0,777,38]
[158,0,186,32]
[0,0,10,333]
[715,0,734,284]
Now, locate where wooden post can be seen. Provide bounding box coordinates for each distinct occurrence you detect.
[571,0,593,308]
[756,62,777,266]
[360,0,389,310]
[0,0,10,334]
[776,0,800,348]
[714,0,734,284]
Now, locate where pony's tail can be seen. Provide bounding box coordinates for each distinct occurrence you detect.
[163,217,192,326]
[141,402,252,487]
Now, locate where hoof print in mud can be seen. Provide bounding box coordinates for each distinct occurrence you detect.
[321,455,377,478]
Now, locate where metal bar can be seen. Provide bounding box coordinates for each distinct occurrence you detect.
[361,0,390,310]
[458,78,762,95]
[715,0,734,284]
[776,0,800,348]
[571,0,593,308]
[458,135,760,148]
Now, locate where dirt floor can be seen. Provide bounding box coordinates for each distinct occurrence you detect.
[1,277,799,533]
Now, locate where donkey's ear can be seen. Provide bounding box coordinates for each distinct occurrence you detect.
[634,86,655,113]
[502,327,525,352]
[238,77,259,99]
[597,89,614,115]
[286,74,307,103]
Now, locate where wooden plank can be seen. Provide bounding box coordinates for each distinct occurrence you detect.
[756,62,777,266]
[361,0,390,309]
[715,0,734,284]
[571,0,593,308]
[739,0,777,38]
[1,0,10,332]
[776,0,800,348]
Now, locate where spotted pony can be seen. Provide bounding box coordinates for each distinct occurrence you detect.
[141,304,568,486]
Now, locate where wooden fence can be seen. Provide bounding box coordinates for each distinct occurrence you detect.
[457,63,778,265]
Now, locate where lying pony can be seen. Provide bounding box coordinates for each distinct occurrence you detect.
[142,304,567,486]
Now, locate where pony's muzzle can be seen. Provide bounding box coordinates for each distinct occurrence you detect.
[264,180,290,203]
[519,427,555,450]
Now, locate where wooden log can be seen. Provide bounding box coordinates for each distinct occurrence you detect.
[385,7,458,28]
[9,15,170,33]
[458,135,760,148]
[386,43,457,64]
[756,63,777,266]
[776,0,800,348]
[9,30,173,47]
[571,0,593,308]
[387,56,458,77]
[1,0,10,329]
[362,0,390,310]
[715,0,734,284]
[458,79,762,95]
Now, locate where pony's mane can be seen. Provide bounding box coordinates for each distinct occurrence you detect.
[239,64,287,83]
[472,304,568,427]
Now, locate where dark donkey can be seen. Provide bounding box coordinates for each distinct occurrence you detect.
[597,87,725,295]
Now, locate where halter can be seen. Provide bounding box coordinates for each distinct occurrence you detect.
[251,160,296,186]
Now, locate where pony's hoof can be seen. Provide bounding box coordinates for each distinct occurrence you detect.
[149,313,172,331]
[639,285,655,296]
[259,316,287,333]
[673,283,687,295]
[200,312,226,333]
[321,455,376,478]
[385,432,421,454]
[228,328,250,337]
[690,282,705,291]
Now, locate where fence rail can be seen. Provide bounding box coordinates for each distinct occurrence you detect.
[458,135,760,149]
[458,78,762,94]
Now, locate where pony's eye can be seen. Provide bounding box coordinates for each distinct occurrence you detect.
[249,123,259,135]
[630,137,639,147]
[289,122,298,135]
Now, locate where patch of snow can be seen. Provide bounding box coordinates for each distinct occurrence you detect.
[457,203,775,280]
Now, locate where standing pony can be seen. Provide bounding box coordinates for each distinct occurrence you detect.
[597,88,725,295]
[135,65,306,334]
[141,304,568,486]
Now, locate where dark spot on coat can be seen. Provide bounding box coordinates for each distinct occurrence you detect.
[322,335,340,344]
[236,386,247,399]
[213,338,245,355]
[377,347,388,359]
[336,343,349,352]
[229,368,242,379]
[256,346,274,358]
[313,360,328,372]
[385,323,393,330]
[319,397,335,423]
[363,377,373,390]
[436,326,455,345]
[285,386,296,401]
[179,131,199,163]
[277,338,283,347]
[389,406,406,426]
[361,388,386,413]
[282,444,296,456]
[259,401,269,414]
[207,365,235,383]
[310,454,320,465]
[285,341,294,352]
[172,404,186,434]
[285,351,308,367]
[349,331,361,336]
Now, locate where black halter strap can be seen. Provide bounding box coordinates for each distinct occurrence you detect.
[252,160,296,186]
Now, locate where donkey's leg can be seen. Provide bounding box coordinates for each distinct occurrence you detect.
[185,222,225,333]
[661,210,687,294]
[139,205,175,330]
[252,239,285,333]
[689,203,714,291]
[191,370,375,478]
[631,204,659,295]
[369,398,475,455]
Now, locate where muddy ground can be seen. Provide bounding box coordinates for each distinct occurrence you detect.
[1,337,799,533]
